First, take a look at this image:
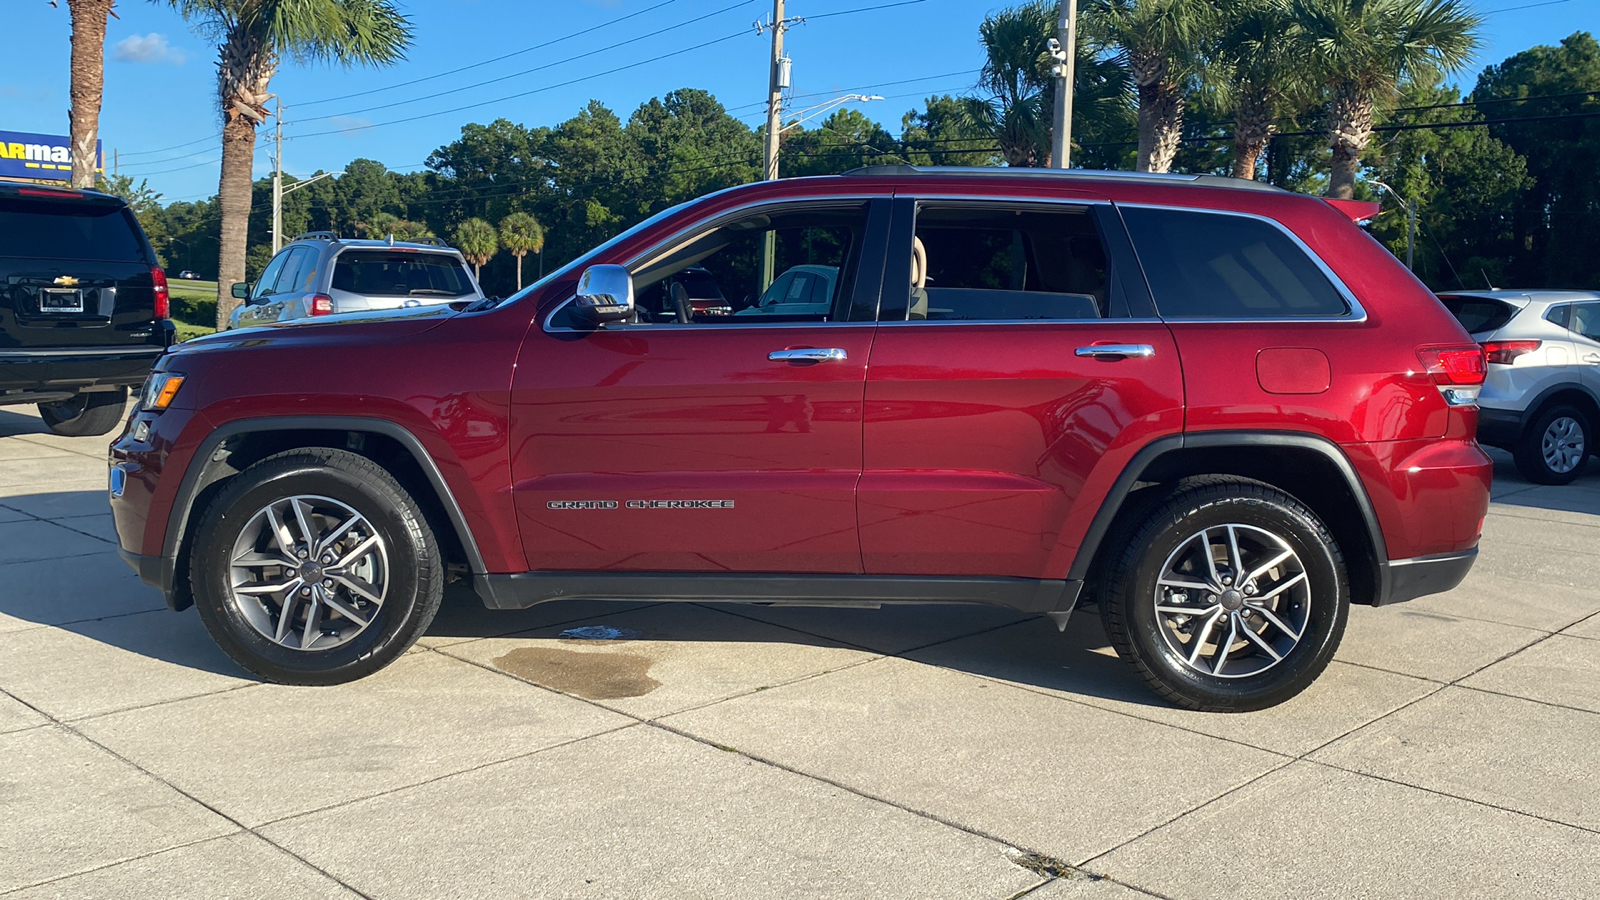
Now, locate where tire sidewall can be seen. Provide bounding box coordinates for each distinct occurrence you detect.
[193,458,432,683]
[1123,494,1348,709]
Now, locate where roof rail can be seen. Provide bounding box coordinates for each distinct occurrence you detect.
[293,231,341,242]
[839,164,1287,193]
[412,236,449,247]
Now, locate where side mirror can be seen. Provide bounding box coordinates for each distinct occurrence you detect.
[230,282,250,300]
[573,264,634,328]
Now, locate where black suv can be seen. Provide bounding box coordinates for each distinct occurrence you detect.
[1,182,174,435]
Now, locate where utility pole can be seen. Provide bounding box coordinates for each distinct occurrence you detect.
[271,99,284,253]
[757,0,801,289]
[112,148,118,179]
[1048,0,1078,168]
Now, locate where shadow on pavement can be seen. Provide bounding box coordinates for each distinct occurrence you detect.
[0,407,53,437]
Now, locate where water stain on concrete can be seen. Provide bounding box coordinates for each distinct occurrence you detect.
[493,647,661,700]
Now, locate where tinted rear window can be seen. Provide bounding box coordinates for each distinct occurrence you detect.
[1439,296,1516,334]
[330,251,473,297]
[0,197,146,262]
[1121,207,1349,318]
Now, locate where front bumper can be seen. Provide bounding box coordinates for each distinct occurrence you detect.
[1376,548,1478,606]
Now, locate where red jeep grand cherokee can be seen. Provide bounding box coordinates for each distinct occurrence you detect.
[109,167,1491,711]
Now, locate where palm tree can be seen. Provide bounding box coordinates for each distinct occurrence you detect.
[1084,0,1213,173]
[164,0,412,328]
[1292,0,1480,199]
[67,0,115,188]
[452,218,498,282]
[1215,0,1309,180]
[498,212,545,290]
[969,2,1055,167]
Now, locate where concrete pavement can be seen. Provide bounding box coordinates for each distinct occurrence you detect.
[2,402,1598,899]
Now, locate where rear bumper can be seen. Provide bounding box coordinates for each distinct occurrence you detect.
[1475,406,1522,448]
[0,331,170,398]
[1376,548,1477,606]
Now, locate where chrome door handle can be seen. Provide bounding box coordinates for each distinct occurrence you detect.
[769,348,848,362]
[1075,344,1155,359]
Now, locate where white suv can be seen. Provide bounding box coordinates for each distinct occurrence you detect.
[1441,290,1600,484]
[226,232,484,330]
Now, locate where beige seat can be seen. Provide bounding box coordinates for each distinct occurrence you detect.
[908,235,929,320]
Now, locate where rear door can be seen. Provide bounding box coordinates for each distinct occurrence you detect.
[1563,301,1600,397]
[0,193,159,351]
[858,196,1184,579]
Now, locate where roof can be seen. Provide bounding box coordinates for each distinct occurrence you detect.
[841,164,1289,194]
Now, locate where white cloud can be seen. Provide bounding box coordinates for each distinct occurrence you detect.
[113,33,185,65]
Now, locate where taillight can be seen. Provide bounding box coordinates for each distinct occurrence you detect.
[1417,344,1485,407]
[310,293,334,315]
[1482,340,1541,365]
[151,266,169,319]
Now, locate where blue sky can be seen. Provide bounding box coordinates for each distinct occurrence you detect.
[4,0,1594,203]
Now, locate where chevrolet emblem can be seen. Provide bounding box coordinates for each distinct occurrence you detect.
[53,276,80,287]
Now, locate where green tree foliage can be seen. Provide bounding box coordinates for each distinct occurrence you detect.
[1085,0,1214,172]
[498,211,545,290]
[1292,0,1481,199]
[452,217,498,280]
[782,109,905,176]
[1472,31,1600,288]
[970,1,1058,166]
[1213,0,1311,180]
[901,95,1001,166]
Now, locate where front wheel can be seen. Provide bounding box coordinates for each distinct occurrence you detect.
[1099,479,1349,712]
[189,448,443,685]
[38,387,127,436]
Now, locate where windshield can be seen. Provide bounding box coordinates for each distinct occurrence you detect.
[331,250,475,297]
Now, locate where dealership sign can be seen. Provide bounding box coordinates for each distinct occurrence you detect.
[0,130,101,181]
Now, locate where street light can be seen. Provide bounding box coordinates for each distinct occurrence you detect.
[272,170,343,253]
[1368,179,1416,271]
[777,93,885,135]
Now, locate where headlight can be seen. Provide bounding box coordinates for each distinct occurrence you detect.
[141,372,187,410]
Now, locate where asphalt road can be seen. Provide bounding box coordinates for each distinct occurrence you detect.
[2,403,1597,899]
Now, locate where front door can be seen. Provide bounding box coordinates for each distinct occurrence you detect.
[858,197,1185,579]
[510,199,889,573]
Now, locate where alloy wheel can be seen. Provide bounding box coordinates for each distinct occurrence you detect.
[1151,524,1311,679]
[227,495,389,652]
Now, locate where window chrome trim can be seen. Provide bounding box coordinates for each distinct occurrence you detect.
[543,193,891,334]
[1113,202,1368,324]
[876,318,1166,327]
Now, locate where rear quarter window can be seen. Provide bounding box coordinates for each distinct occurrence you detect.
[0,197,147,262]
[1120,207,1350,319]
[1439,295,1516,334]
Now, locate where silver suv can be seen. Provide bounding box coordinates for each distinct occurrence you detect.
[1441,290,1600,484]
[226,232,483,330]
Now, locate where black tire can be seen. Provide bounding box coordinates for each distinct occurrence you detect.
[1513,404,1591,485]
[37,387,127,437]
[189,448,443,685]
[1099,477,1349,712]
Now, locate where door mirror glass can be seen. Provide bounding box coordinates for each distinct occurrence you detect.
[231,282,250,300]
[573,264,634,327]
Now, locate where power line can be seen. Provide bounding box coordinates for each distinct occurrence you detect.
[297,0,688,107]
[296,0,757,124]
[1483,0,1573,13]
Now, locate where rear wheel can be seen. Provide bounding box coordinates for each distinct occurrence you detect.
[1514,404,1590,485]
[1099,478,1349,712]
[37,387,127,437]
[189,448,443,685]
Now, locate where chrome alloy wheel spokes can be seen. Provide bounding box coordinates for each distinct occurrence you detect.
[228,495,389,652]
[1542,416,1586,474]
[1153,523,1311,679]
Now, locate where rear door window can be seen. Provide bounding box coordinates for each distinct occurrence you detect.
[331,251,475,297]
[1120,207,1350,319]
[0,197,146,262]
[885,204,1120,321]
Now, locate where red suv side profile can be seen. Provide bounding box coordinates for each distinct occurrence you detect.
[109,167,1491,711]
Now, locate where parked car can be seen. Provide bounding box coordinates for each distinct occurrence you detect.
[1440,290,1600,484]
[734,264,840,318]
[225,232,483,330]
[1,181,174,435]
[176,270,200,280]
[111,166,1491,711]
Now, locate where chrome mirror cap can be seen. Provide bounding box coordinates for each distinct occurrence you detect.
[575,265,634,324]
